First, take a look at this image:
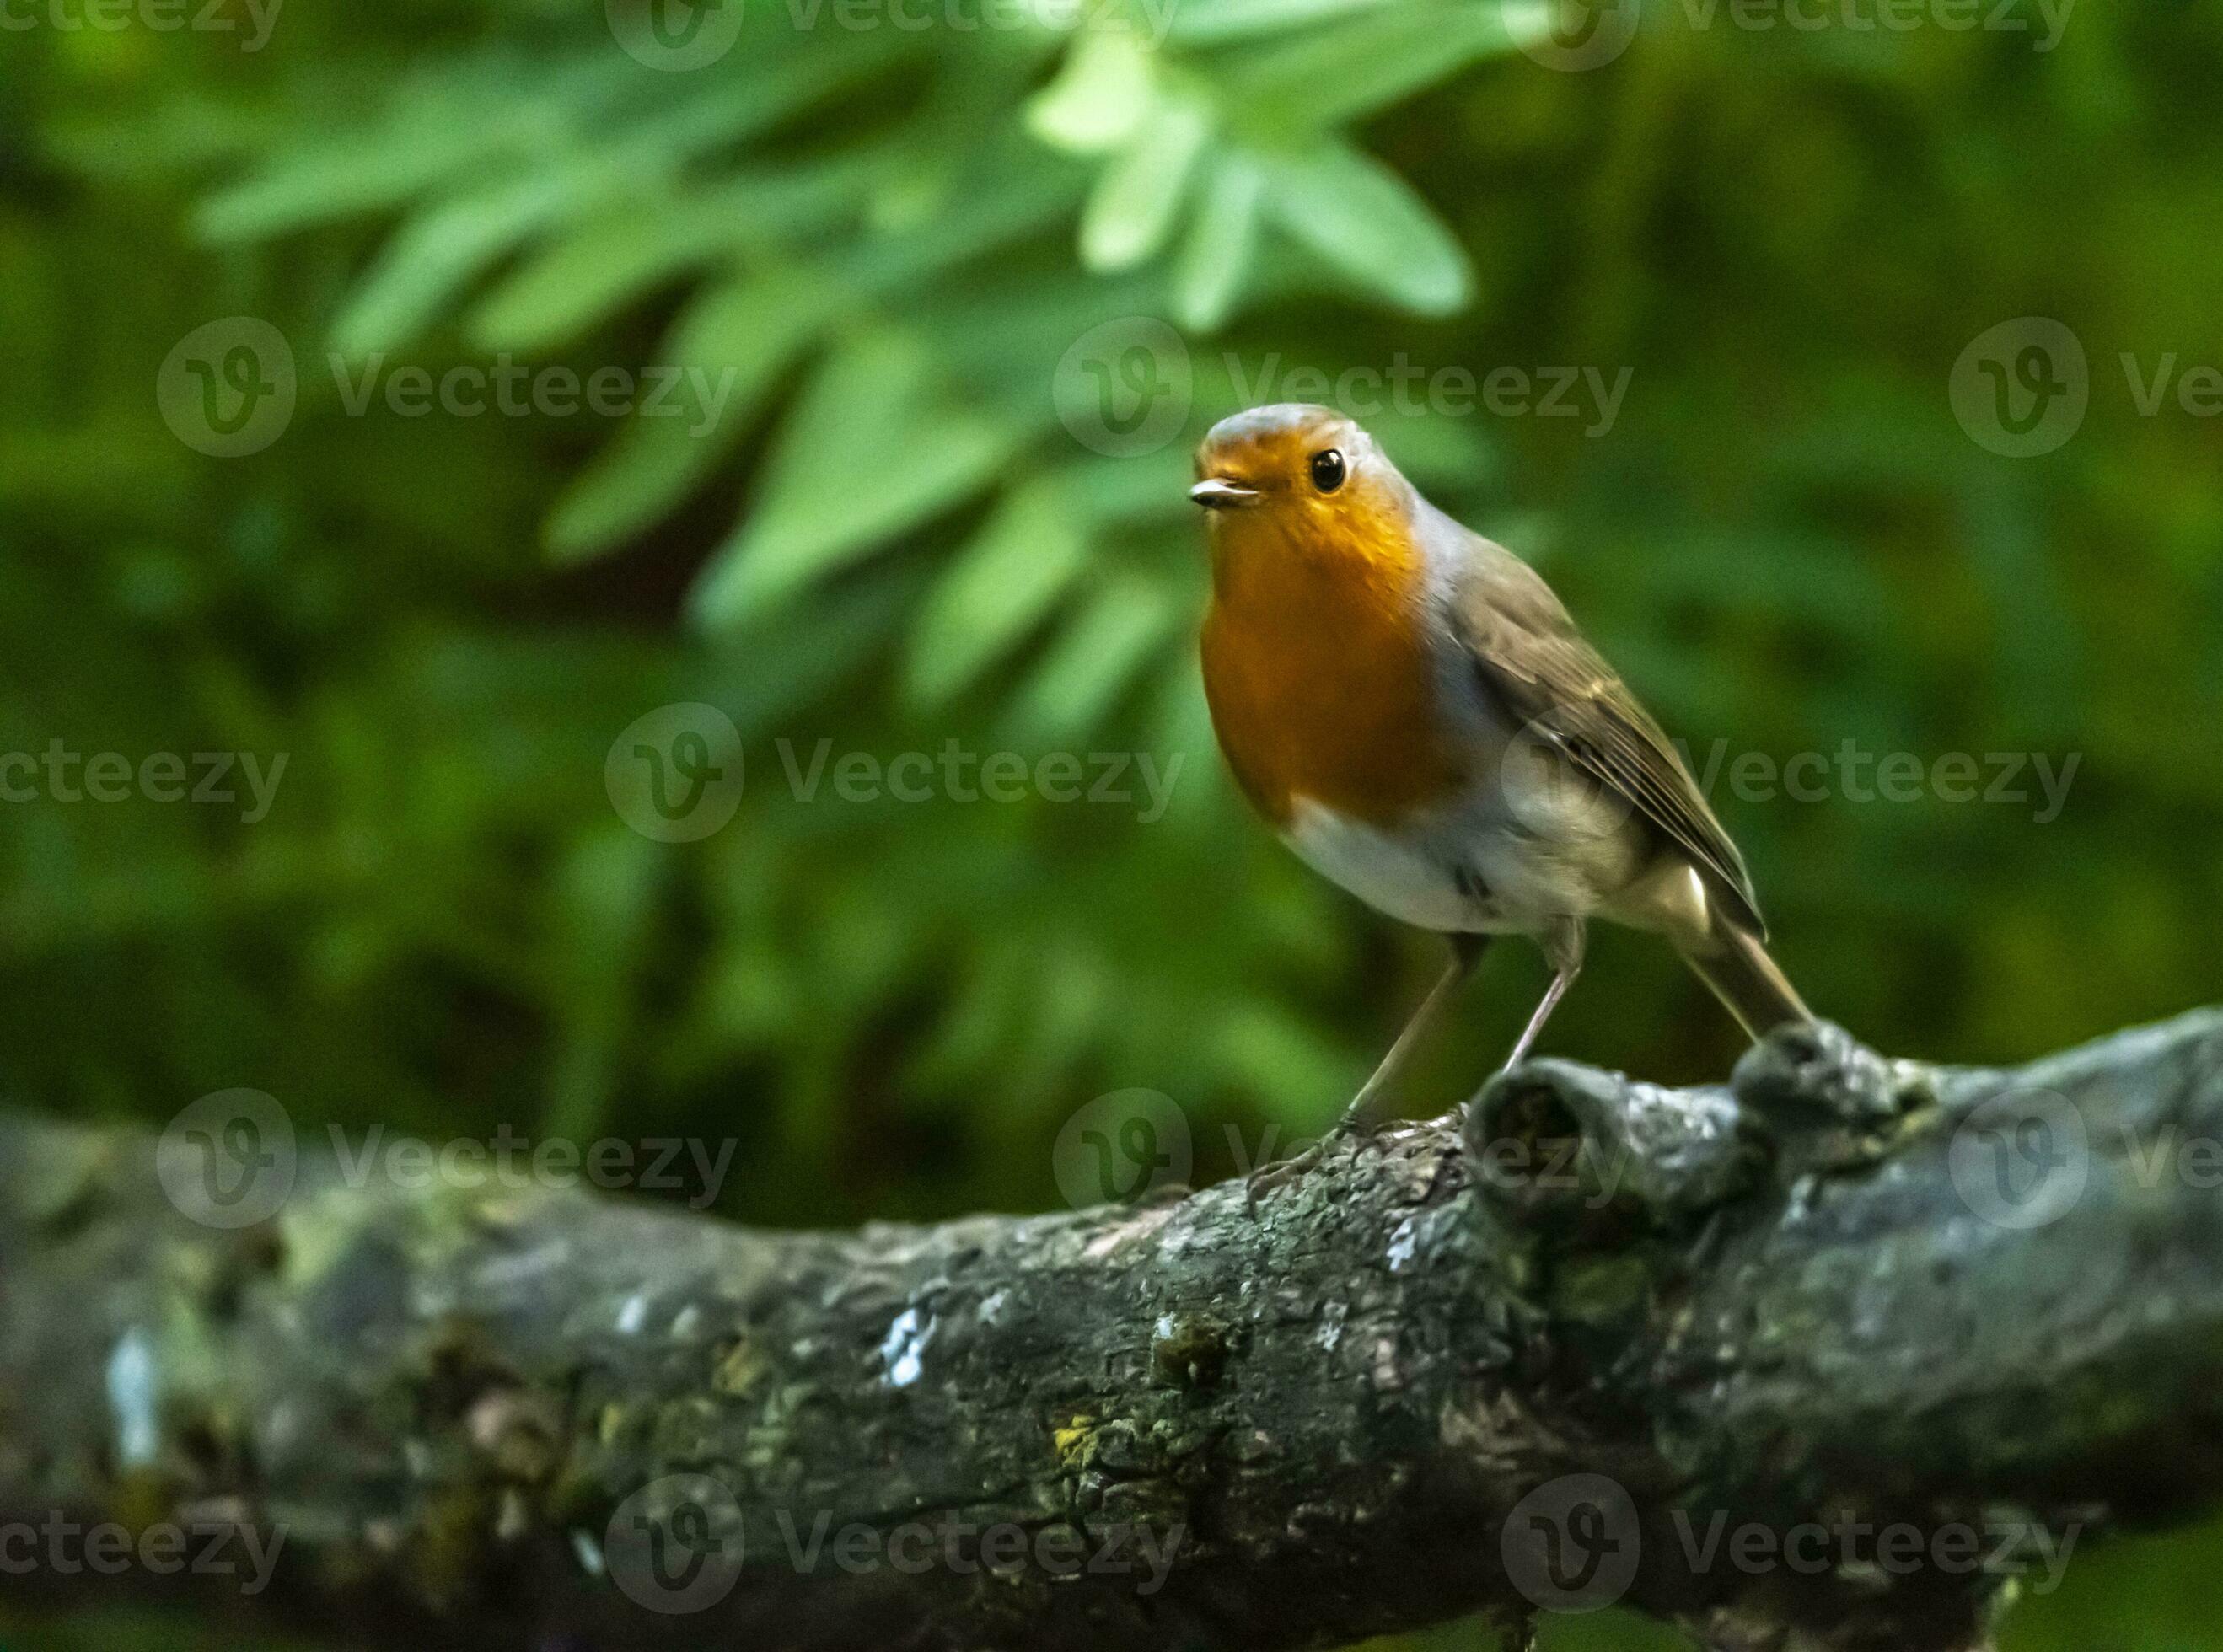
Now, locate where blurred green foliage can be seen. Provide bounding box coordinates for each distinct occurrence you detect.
[3,0,2221,1645]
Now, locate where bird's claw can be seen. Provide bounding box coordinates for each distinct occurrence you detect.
[1243,1118,1376,1214]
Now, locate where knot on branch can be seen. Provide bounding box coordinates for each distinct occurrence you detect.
[1463,1061,1756,1237]
[1461,1022,1936,1246]
[1731,1019,1941,1178]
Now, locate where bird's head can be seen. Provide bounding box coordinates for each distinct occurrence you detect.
[1189,404,1413,566]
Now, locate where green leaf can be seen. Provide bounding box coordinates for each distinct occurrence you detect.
[195,55,654,240]
[691,330,1022,628]
[847,154,1087,297]
[1174,151,1265,330]
[470,161,881,354]
[1026,33,1159,155]
[1166,0,1395,45]
[470,201,727,356]
[1048,447,1198,522]
[1211,1002,1354,1121]
[192,68,561,240]
[1016,574,1181,737]
[1259,142,1472,315]
[1080,97,1211,272]
[197,129,496,243]
[903,479,1092,711]
[544,269,839,561]
[916,267,1168,425]
[620,38,922,160]
[1222,1,1532,129]
[330,162,642,357]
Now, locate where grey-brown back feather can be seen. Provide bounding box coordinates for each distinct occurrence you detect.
[1437,523,1768,938]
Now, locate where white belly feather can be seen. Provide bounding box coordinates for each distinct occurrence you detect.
[1283,751,1658,937]
[1283,799,1490,932]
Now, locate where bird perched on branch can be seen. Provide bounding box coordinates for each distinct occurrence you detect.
[1192,404,1809,1195]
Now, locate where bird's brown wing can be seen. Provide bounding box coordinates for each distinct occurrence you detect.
[1448,540,1766,937]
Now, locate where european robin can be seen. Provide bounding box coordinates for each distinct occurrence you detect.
[1191,404,1809,1189]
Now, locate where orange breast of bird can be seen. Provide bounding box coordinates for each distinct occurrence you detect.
[1200,528,1466,830]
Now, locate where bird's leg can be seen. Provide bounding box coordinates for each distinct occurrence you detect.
[1500,917,1585,1072]
[1246,934,1488,1210]
[1345,932,1490,1130]
[1427,921,1586,1208]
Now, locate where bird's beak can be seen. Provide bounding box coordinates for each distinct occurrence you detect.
[1189,478,1259,511]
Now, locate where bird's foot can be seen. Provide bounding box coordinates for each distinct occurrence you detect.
[1243,1117,1380,1213]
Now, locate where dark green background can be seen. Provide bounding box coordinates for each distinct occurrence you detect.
[3,0,2220,1644]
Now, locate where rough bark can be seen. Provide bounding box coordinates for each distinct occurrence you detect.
[3,1010,2221,1651]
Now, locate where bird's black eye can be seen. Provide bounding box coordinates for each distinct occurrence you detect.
[1309,448,1346,492]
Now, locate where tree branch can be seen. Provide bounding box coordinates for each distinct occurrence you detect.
[3,1010,2220,1650]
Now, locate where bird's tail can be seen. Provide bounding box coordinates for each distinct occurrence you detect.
[1680,919,1811,1042]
